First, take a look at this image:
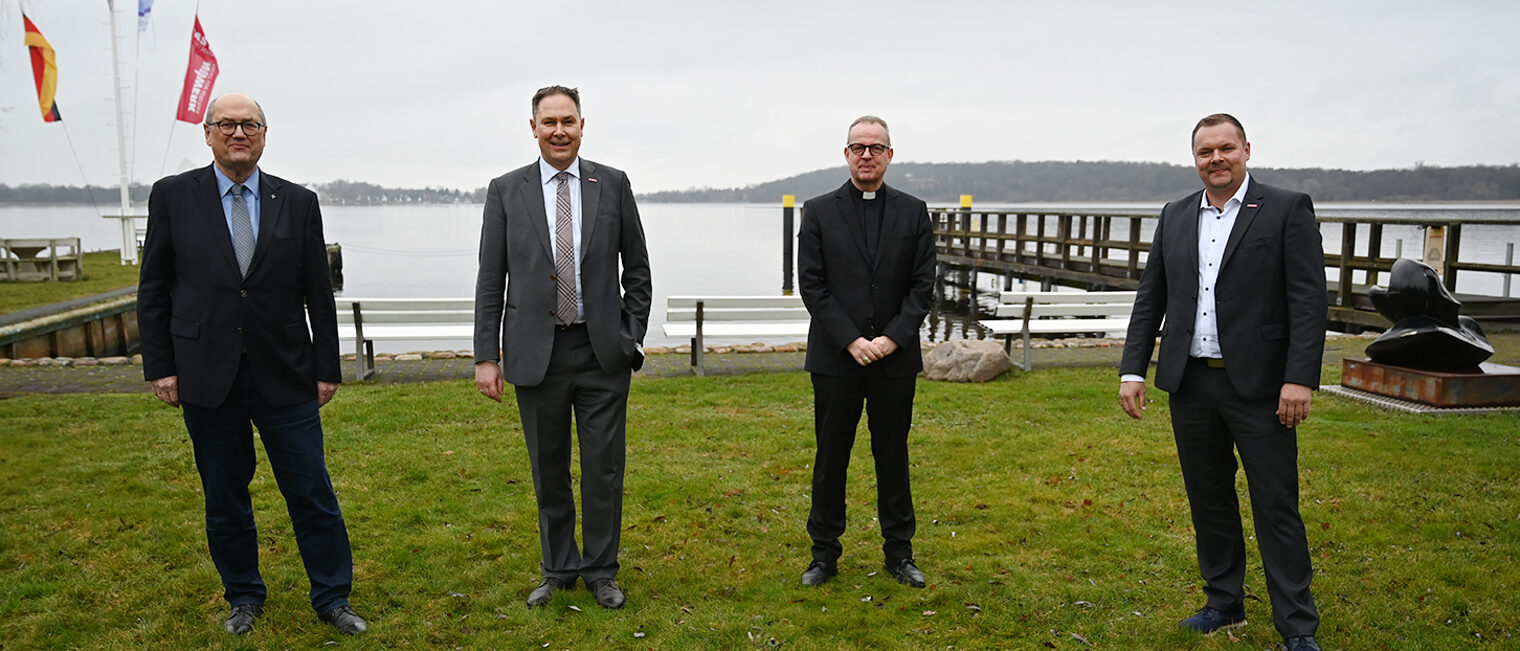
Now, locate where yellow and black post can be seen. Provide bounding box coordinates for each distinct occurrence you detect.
[782,195,796,295]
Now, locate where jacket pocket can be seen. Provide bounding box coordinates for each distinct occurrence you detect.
[1262,323,1286,340]
[169,316,199,339]
[284,321,311,343]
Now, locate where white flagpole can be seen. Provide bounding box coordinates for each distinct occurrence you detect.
[106,0,139,264]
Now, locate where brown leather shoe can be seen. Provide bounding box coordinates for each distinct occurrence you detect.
[588,578,625,609]
[526,577,573,608]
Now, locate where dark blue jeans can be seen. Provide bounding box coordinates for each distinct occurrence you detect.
[181,361,353,612]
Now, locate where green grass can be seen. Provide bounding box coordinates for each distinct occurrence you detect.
[0,250,140,315]
[1,368,1517,649]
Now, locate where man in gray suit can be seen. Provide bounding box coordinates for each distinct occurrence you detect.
[1119,113,1326,651]
[474,85,652,610]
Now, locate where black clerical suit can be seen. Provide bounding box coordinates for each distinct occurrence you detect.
[797,181,936,563]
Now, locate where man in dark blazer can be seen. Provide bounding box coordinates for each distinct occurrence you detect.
[137,93,367,636]
[474,85,651,610]
[796,115,936,589]
[1119,114,1326,651]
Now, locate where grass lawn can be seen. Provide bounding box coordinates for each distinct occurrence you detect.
[0,251,139,315]
[1,366,1516,649]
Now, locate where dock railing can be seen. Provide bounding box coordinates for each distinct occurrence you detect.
[925,202,1520,329]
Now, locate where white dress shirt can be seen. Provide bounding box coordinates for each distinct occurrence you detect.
[1122,175,1250,384]
[539,157,584,318]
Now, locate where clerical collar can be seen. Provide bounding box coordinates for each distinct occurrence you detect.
[850,185,881,201]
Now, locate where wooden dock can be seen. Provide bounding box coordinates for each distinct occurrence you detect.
[929,207,1520,332]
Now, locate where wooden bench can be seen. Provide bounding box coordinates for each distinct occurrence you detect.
[662,295,810,375]
[334,298,474,380]
[1,237,83,282]
[979,290,1137,371]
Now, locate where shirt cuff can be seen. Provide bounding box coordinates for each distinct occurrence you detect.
[1120,374,1146,384]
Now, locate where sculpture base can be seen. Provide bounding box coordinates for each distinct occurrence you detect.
[1340,358,1520,407]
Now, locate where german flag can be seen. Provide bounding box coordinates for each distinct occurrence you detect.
[23,14,62,123]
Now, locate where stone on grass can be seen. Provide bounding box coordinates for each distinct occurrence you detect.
[100,356,131,366]
[395,353,424,361]
[922,340,1013,382]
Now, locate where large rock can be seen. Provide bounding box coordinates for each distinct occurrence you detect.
[922,340,1013,382]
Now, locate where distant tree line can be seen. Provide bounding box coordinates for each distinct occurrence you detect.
[641,161,1520,203]
[0,179,484,205]
[5,161,1519,205]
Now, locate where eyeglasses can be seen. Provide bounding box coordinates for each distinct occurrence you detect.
[208,121,265,136]
[847,143,889,156]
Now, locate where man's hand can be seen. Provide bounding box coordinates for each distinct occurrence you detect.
[847,337,878,366]
[869,336,899,359]
[476,361,505,402]
[317,381,339,407]
[1119,381,1147,420]
[151,375,181,407]
[1277,383,1313,427]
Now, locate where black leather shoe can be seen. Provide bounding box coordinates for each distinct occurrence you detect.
[589,578,626,609]
[800,560,838,586]
[224,603,262,635]
[527,577,573,608]
[885,557,926,588]
[318,605,369,635]
[1283,636,1321,651]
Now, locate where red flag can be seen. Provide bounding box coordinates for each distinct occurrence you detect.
[176,16,219,123]
[23,14,62,123]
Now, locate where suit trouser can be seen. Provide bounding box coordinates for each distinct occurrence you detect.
[1168,357,1318,638]
[180,359,353,612]
[807,371,917,563]
[514,323,630,584]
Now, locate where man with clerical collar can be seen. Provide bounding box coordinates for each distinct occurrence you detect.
[795,115,937,588]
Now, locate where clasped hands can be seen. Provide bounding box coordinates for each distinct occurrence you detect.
[848,336,898,367]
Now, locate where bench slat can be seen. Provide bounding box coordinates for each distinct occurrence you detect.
[663,322,811,338]
[338,324,475,341]
[981,317,1131,336]
[336,309,474,324]
[665,307,811,322]
[334,298,476,311]
[667,296,805,309]
[997,290,1136,304]
[993,303,1134,318]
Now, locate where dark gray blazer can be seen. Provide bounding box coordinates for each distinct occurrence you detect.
[1120,178,1328,400]
[473,158,652,387]
[798,181,936,378]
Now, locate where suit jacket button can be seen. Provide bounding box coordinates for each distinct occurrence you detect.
[235,327,243,335]
[548,309,556,315]
[240,290,248,298]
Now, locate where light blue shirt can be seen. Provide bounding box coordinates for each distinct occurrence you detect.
[539,157,584,319]
[213,166,261,242]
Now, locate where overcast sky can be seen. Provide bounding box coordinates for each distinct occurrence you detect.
[2,1,1517,195]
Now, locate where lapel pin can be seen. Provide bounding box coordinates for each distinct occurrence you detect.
[1246,203,1258,208]
[588,178,599,183]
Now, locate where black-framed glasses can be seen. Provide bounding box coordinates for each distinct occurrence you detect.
[847,143,889,156]
[208,121,265,136]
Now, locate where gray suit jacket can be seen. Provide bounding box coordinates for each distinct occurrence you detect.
[1120,178,1327,400]
[473,158,652,387]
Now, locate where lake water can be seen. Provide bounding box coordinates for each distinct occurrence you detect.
[4,202,1519,352]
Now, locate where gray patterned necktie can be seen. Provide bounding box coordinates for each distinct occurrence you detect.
[553,172,577,325]
[230,183,255,277]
